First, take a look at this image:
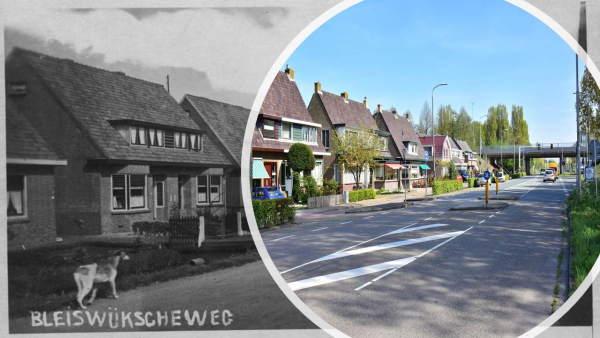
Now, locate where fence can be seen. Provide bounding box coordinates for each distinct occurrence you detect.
[169,216,201,249]
[168,211,247,249]
[307,194,344,209]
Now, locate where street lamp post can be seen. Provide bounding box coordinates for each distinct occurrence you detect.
[479,115,487,170]
[557,138,563,174]
[501,128,509,172]
[431,83,447,182]
[471,101,475,145]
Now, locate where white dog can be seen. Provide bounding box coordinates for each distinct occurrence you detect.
[73,251,129,309]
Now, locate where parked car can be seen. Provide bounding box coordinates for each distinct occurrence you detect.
[476,173,488,186]
[252,187,285,200]
[458,170,471,180]
[495,172,506,183]
[543,170,556,182]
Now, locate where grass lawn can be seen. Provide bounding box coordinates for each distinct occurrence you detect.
[7,238,259,318]
[567,181,600,294]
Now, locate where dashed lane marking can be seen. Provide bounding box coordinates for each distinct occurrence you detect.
[340,221,353,225]
[479,220,485,224]
[272,235,295,242]
[312,227,328,232]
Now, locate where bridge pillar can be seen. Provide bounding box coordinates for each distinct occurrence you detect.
[525,157,531,175]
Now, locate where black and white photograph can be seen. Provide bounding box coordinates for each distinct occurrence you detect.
[2,1,600,337]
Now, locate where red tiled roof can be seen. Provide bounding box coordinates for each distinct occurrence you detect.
[418,135,448,158]
[316,90,377,129]
[259,71,313,122]
[6,100,61,161]
[10,48,233,166]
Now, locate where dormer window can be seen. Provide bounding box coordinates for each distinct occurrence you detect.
[148,128,164,147]
[130,126,147,145]
[263,120,275,138]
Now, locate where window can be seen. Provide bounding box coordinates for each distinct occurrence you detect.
[334,165,341,183]
[148,128,165,147]
[112,175,146,210]
[408,143,418,155]
[7,174,26,218]
[303,126,316,143]
[282,123,292,140]
[379,136,388,151]
[402,168,409,179]
[386,167,398,180]
[263,120,275,138]
[344,169,356,184]
[322,130,330,148]
[312,161,323,184]
[197,175,223,204]
[155,180,164,208]
[129,126,147,145]
[375,166,384,181]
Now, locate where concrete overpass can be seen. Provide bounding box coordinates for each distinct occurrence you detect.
[481,142,598,175]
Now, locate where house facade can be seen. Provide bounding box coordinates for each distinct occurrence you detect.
[6,100,67,247]
[455,139,478,174]
[6,48,236,236]
[418,135,452,178]
[374,107,428,190]
[251,68,329,196]
[307,83,392,192]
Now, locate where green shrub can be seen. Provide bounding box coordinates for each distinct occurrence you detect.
[349,188,376,202]
[252,197,295,228]
[467,177,477,188]
[321,178,340,196]
[292,172,303,203]
[303,176,320,199]
[288,143,315,172]
[431,180,463,195]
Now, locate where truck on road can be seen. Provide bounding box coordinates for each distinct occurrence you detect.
[548,162,559,177]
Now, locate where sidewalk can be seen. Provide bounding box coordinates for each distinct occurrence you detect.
[295,183,475,220]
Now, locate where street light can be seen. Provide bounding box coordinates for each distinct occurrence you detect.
[557,138,563,173]
[479,114,487,170]
[432,83,447,182]
[471,102,475,145]
[501,128,509,172]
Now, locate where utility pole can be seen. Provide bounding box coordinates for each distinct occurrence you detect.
[576,0,586,201]
[166,75,170,93]
[471,101,474,145]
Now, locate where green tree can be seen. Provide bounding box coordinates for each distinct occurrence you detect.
[579,67,600,139]
[333,125,384,190]
[288,143,315,172]
[416,100,432,136]
[436,104,456,136]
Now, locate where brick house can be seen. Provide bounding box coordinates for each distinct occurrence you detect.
[307,83,392,192]
[449,137,467,173]
[6,99,67,247]
[418,135,452,178]
[5,48,237,236]
[251,68,329,197]
[455,139,478,174]
[179,94,247,213]
[374,106,428,190]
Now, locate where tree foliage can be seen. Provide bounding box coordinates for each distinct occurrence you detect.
[332,125,384,189]
[578,67,600,139]
[416,100,432,136]
[288,143,315,172]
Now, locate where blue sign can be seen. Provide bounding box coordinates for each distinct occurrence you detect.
[424,151,429,162]
[484,170,491,181]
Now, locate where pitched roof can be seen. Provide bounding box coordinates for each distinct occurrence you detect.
[449,137,461,150]
[376,110,425,160]
[6,100,61,161]
[9,48,233,166]
[183,94,249,165]
[456,139,473,152]
[259,71,313,122]
[418,135,448,158]
[316,90,377,129]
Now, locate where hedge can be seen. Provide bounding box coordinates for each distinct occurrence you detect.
[349,188,376,202]
[467,177,477,188]
[252,197,295,228]
[431,180,463,195]
[511,172,526,179]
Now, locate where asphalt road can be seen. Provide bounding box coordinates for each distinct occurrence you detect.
[263,175,573,338]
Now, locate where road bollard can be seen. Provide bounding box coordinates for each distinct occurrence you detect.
[495,176,499,195]
[485,181,489,206]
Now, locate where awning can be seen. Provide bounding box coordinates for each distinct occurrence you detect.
[252,158,270,179]
[420,164,431,170]
[385,163,403,170]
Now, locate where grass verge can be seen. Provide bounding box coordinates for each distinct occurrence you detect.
[8,241,260,318]
[567,181,600,294]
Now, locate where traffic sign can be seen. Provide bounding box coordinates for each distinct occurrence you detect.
[424,151,429,162]
[484,170,491,181]
[585,166,594,181]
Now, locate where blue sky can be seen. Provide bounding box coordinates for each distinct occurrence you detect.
[284,0,584,147]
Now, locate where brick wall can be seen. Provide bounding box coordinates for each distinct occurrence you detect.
[7,57,104,236]
[308,94,337,181]
[7,165,57,248]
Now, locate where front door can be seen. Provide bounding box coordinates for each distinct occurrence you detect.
[263,162,277,187]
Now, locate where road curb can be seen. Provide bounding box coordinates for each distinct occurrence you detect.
[345,202,415,214]
[476,196,519,201]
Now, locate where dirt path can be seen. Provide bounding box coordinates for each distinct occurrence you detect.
[10,261,316,333]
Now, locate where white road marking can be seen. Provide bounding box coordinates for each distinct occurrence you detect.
[280,223,446,275]
[495,211,500,214]
[340,221,353,225]
[438,212,445,215]
[272,235,295,242]
[310,231,466,264]
[424,217,433,221]
[489,215,494,218]
[372,268,398,282]
[291,227,473,292]
[381,211,390,215]
[354,282,372,291]
[363,216,374,219]
[479,220,485,224]
[311,227,328,232]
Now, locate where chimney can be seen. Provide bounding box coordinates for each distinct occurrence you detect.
[315,81,322,94]
[392,109,397,115]
[341,92,349,100]
[363,97,368,108]
[377,104,382,113]
[285,64,294,80]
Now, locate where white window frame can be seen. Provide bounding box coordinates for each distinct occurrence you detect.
[111,174,147,211]
[7,174,27,220]
[155,180,164,208]
[281,122,292,140]
[197,175,224,205]
[263,120,275,138]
